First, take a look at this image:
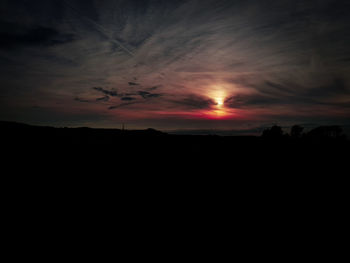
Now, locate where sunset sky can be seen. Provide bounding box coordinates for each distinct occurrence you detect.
[1,0,350,132]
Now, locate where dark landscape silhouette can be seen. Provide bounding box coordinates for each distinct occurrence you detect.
[2,120,348,171]
[2,120,348,258]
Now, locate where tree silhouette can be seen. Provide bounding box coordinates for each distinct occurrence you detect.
[291,125,304,138]
[262,125,283,139]
[307,126,346,140]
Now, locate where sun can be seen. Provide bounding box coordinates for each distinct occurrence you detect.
[216,98,224,107]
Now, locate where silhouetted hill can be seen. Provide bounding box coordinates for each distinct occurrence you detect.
[2,120,348,240]
[0,120,167,136]
[2,121,348,167]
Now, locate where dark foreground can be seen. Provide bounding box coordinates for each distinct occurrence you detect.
[3,120,349,207]
[2,120,349,175]
[1,121,348,259]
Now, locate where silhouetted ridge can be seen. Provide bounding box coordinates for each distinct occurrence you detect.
[0,120,35,129]
[1,121,349,189]
[261,124,347,142]
[0,121,167,136]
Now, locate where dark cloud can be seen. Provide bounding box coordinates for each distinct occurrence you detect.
[149,85,162,91]
[0,20,74,49]
[96,96,109,102]
[225,76,350,109]
[305,78,349,100]
[264,81,294,96]
[138,91,161,99]
[224,94,280,109]
[128,82,140,86]
[121,97,136,101]
[124,93,137,97]
[92,87,162,102]
[75,97,90,103]
[93,87,118,97]
[224,83,321,110]
[108,101,139,110]
[171,95,216,110]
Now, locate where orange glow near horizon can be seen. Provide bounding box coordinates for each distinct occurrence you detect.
[205,107,231,119]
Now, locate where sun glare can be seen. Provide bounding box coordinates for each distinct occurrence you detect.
[216,98,224,107]
[204,88,232,118]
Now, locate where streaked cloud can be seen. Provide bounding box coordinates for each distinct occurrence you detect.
[92,87,118,97]
[0,0,349,130]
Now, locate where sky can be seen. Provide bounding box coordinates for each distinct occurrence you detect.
[0,0,350,132]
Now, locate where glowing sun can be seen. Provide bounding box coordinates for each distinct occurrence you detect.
[216,98,224,107]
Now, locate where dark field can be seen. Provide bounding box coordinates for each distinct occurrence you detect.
[2,121,348,259]
[2,121,349,174]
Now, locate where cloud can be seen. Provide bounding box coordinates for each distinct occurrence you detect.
[170,94,216,110]
[1,0,350,130]
[121,96,136,101]
[224,76,350,110]
[0,20,75,49]
[75,97,90,103]
[92,87,118,97]
[304,78,350,100]
[224,94,280,109]
[107,89,163,110]
[138,91,161,99]
[108,101,139,110]
[150,86,161,90]
[96,96,109,102]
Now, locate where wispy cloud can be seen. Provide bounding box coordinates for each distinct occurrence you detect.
[0,20,75,50]
[108,101,139,110]
[138,91,161,99]
[92,87,118,97]
[96,96,109,102]
[1,0,350,129]
[121,96,136,101]
[74,97,90,103]
[128,82,140,86]
[170,94,216,110]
